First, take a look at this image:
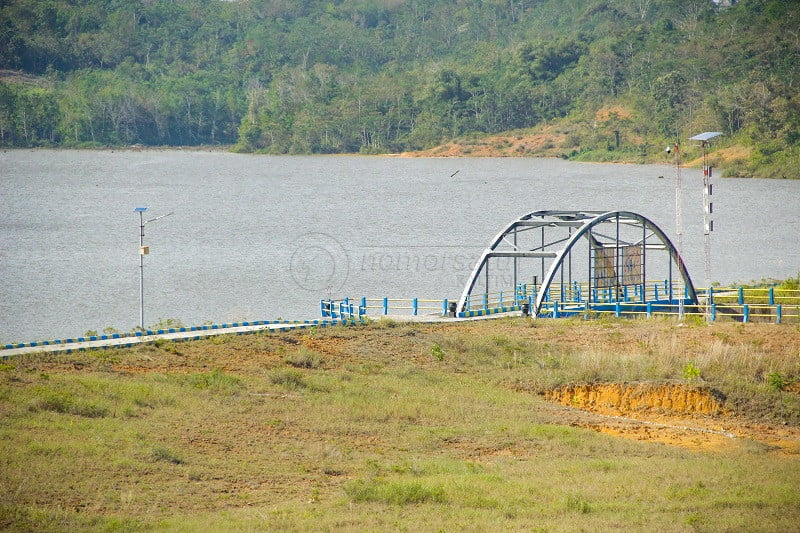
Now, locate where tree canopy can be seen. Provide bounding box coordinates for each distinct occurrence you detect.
[1,0,798,177]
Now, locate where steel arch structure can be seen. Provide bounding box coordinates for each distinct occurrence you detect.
[456,210,698,317]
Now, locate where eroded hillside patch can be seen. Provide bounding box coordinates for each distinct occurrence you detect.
[543,382,800,453]
[544,383,727,417]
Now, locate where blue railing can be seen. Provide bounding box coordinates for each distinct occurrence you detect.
[321,282,800,324]
[2,319,347,354]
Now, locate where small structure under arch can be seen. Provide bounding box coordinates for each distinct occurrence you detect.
[456,210,698,318]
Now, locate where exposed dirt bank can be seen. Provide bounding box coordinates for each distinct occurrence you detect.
[395,105,754,173]
[545,383,727,417]
[544,382,800,454]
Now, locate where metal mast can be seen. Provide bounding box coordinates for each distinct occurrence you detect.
[134,207,174,331]
[670,141,683,256]
[689,132,722,300]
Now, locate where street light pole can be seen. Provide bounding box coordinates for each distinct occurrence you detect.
[136,207,146,330]
[135,207,173,331]
[689,132,722,317]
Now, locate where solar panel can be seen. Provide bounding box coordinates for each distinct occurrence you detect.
[689,132,723,141]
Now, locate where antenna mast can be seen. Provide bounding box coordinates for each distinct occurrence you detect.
[672,140,683,257]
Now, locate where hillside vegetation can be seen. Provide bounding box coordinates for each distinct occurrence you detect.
[1,0,799,177]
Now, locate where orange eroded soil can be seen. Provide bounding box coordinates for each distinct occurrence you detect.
[543,382,800,454]
[399,124,569,158]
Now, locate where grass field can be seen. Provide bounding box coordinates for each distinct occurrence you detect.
[1,317,799,531]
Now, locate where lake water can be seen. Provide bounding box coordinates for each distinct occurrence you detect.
[1,149,799,342]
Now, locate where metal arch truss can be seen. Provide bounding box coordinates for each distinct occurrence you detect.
[456,210,698,317]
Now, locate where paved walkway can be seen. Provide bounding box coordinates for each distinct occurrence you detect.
[1,321,323,357]
[1,311,527,359]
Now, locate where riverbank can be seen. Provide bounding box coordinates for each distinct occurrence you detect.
[7,135,797,180]
[397,108,800,180]
[2,317,798,530]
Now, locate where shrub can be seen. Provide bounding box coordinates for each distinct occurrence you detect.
[564,493,592,514]
[188,369,242,394]
[284,347,323,369]
[270,369,307,389]
[682,362,701,382]
[30,391,72,414]
[146,318,186,330]
[431,343,444,361]
[779,276,799,291]
[151,445,185,465]
[369,318,400,329]
[767,372,795,392]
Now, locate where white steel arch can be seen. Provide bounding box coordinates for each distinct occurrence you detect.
[456,210,698,317]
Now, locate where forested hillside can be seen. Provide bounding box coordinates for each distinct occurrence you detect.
[1,0,798,177]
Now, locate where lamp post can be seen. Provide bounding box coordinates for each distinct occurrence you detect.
[689,132,722,311]
[135,207,174,331]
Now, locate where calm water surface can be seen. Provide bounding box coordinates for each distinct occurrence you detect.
[1,149,798,342]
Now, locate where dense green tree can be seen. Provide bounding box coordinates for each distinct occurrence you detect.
[0,0,798,177]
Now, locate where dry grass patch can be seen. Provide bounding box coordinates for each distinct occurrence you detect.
[1,318,798,530]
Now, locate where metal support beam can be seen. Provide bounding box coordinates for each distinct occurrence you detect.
[455,210,698,316]
[487,251,558,258]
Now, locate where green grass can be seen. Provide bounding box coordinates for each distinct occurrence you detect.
[344,479,447,505]
[0,319,798,531]
[185,369,242,393]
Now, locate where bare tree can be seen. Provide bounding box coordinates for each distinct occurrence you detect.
[635,0,653,20]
